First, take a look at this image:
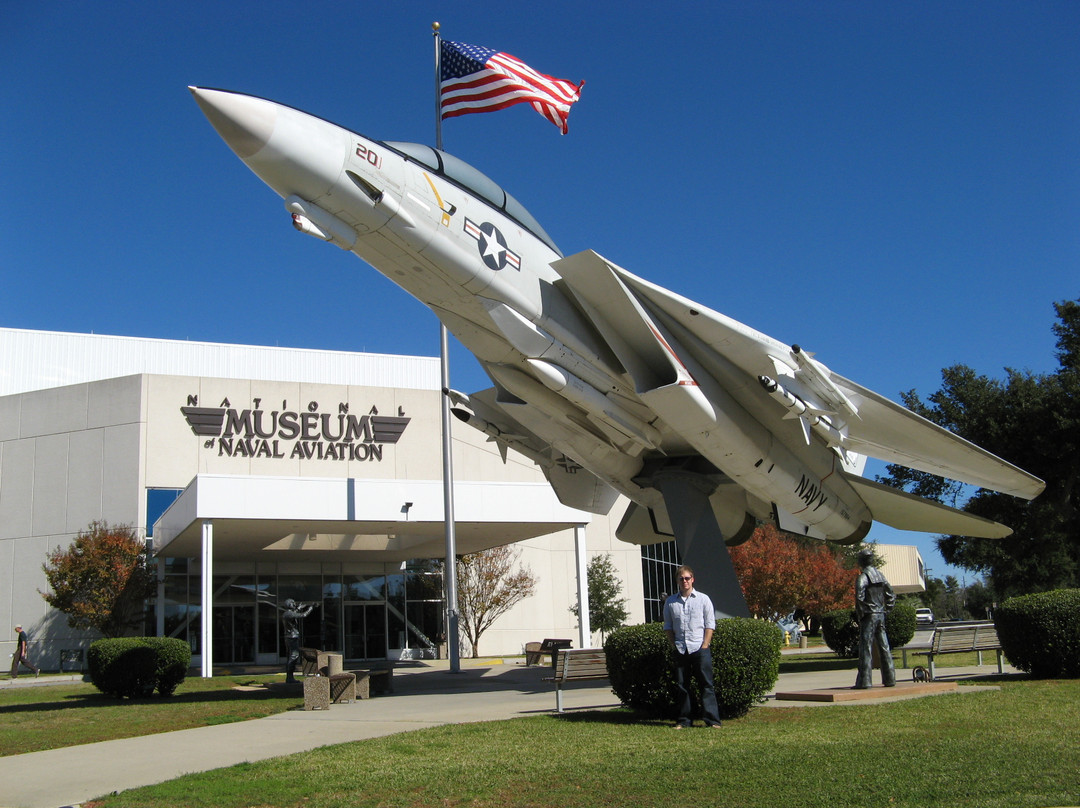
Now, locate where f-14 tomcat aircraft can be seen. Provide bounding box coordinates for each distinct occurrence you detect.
[192,87,1044,616]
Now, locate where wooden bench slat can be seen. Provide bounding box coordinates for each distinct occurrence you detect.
[922,623,1005,679]
[546,649,609,713]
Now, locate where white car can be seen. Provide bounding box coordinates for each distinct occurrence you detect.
[915,608,935,625]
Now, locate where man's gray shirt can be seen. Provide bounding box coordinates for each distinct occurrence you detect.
[663,590,716,654]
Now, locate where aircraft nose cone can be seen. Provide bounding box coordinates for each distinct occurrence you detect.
[189,87,276,160]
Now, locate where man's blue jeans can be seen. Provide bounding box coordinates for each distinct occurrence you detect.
[673,647,722,726]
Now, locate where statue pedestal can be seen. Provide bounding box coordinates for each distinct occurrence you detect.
[776,681,959,702]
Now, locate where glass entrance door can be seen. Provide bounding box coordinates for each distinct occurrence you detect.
[344,603,387,661]
[212,605,255,664]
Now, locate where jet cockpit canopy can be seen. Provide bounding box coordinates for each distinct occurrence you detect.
[384,141,562,256]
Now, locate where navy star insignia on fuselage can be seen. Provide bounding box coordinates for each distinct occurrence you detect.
[464,218,521,271]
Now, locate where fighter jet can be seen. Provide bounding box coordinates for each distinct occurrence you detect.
[192,87,1044,616]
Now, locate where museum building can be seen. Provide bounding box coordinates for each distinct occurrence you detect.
[1,328,645,673]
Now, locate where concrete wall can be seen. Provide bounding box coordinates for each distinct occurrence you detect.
[1,376,146,667]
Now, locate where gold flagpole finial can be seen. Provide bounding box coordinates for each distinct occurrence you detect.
[432,21,440,33]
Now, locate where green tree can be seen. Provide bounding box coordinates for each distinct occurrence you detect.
[40,521,153,638]
[878,299,1079,598]
[964,579,996,620]
[455,545,537,658]
[570,553,629,642]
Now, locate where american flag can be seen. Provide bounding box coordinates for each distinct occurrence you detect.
[440,40,584,134]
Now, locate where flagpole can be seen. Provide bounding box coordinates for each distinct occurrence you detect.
[433,20,460,674]
[434,22,444,151]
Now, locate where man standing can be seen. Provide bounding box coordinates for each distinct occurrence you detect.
[854,549,896,689]
[663,566,722,729]
[10,624,40,678]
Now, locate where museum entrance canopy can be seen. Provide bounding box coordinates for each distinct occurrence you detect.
[153,474,593,677]
[152,474,591,563]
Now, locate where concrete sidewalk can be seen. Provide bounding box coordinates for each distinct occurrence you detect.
[0,657,1018,808]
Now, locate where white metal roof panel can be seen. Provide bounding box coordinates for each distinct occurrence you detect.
[0,328,440,395]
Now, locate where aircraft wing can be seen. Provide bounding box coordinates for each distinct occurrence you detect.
[830,373,1044,500]
[555,250,1044,502]
[452,387,622,515]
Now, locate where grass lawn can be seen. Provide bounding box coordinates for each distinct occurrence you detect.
[0,674,298,755]
[84,677,1079,808]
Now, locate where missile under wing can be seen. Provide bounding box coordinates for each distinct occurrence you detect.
[191,87,1044,616]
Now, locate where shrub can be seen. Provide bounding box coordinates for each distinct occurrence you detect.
[995,588,1080,678]
[886,602,917,649]
[143,637,192,696]
[88,638,157,698]
[821,609,859,658]
[88,637,191,698]
[822,605,916,658]
[712,618,783,718]
[604,623,679,715]
[604,619,782,720]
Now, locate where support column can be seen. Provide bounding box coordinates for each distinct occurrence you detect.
[156,555,165,638]
[440,326,460,673]
[574,524,591,648]
[200,520,213,678]
[655,472,750,619]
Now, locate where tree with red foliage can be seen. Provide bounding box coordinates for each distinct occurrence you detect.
[40,521,153,638]
[729,524,856,621]
[798,541,859,619]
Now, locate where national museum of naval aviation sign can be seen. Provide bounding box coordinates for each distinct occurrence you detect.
[181,395,410,462]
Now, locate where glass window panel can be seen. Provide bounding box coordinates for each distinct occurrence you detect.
[405,571,443,601]
[405,601,443,653]
[146,488,183,536]
[213,575,256,604]
[386,573,406,601]
[164,557,189,574]
[259,601,279,658]
[345,574,385,601]
[163,575,193,643]
[277,576,322,604]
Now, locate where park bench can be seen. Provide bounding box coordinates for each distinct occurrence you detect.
[907,623,1005,680]
[526,638,573,668]
[303,672,357,709]
[349,667,394,699]
[545,648,608,713]
[300,646,322,677]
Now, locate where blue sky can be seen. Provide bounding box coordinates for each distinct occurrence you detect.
[4,2,1077,583]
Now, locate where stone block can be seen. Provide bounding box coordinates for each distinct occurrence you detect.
[303,676,330,710]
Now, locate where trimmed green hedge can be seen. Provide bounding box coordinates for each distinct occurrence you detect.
[87,637,191,698]
[995,588,1080,678]
[144,636,193,696]
[821,605,916,658]
[604,619,782,720]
